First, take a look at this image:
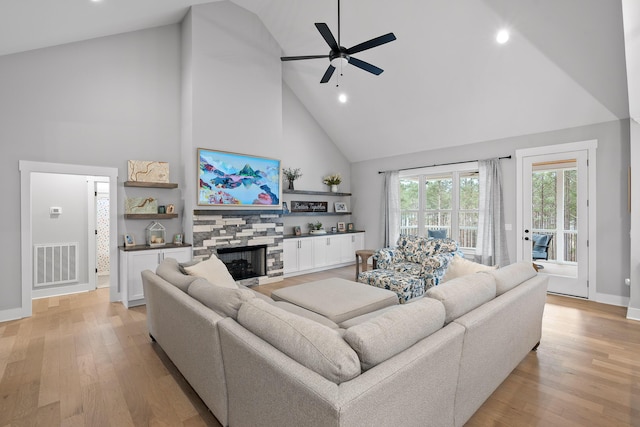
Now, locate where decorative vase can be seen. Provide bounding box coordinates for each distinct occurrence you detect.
[330,184,338,193]
[288,180,295,190]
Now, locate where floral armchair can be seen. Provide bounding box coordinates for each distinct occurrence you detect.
[374,235,462,290]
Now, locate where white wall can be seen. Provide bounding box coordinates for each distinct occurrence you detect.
[351,119,630,301]
[0,25,182,313]
[31,173,89,286]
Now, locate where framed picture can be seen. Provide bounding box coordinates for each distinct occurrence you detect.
[283,202,289,214]
[331,226,337,233]
[347,222,355,232]
[197,148,282,208]
[173,233,183,244]
[334,202,348,213]
[337,222,346,232]
[124,234,135,247]
[167,204,175,213]
[293,226,301,236]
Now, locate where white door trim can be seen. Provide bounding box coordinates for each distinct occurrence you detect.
[515,140,597,300]
[18,161,119,320]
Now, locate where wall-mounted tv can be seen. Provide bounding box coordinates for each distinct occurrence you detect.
[197,148,281,208]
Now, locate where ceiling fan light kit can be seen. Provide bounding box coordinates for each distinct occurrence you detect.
[280,0,396,84]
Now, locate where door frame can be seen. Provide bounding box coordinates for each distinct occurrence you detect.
[515,140,597,300]
[19,161,119,319]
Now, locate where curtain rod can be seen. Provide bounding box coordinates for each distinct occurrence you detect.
[377,155,512,174]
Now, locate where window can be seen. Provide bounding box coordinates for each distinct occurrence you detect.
[400,168,479,249]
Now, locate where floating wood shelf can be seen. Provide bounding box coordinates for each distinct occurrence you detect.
[283,189,351,196]
[124,181,178,189]
[124,213,179,220]
[284,212,352,217]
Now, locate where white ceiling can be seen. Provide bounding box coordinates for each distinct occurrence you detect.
[0,0,631,163]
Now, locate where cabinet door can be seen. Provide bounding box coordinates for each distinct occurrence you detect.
[127,251,161,301]
[326,237,342,266]
[298,238,314,271]
[162,247,192,263]
[313,237,329,268]
[340,233,366,263]
[283,239,300,274]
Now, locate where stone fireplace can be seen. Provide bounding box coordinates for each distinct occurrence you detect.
[192,211,283,286]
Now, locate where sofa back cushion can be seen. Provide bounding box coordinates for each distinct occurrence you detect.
[156,258,199,292]
[237,299,361,384]
[343,298,445,370]
[188,278,255,320]
[425,273,497,324]
[487,261,537,296]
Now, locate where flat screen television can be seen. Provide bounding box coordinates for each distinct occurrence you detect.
[197,148,282,208]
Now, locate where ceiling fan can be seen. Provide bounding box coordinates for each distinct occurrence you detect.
[280,0,396,84]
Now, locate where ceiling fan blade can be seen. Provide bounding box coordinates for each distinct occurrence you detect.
[348,57,384,75]
[315,23,339,51]
[281,55,330,61]
[346,33,396,55]
[320,65,336,83]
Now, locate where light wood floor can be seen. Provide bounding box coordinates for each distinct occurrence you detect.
[1,266,638,426]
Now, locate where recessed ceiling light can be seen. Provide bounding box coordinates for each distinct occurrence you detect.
[496,29,510,44]
[338,93,348,103]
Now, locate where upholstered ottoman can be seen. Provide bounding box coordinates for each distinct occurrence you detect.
[357,269,425,303]
[271,278,398,324]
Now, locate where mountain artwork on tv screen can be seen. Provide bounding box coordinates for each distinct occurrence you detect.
[197,148,281,208]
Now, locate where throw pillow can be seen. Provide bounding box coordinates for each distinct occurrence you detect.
[441,254,497,283]
[184,254,238,289]
[187,278,254,319]
[237,299,361,384]
[343,298,445,371]
[428,228,448,239]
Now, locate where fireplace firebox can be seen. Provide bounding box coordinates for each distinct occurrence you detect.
[216,245,267,281]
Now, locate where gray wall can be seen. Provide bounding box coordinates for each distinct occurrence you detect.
[351,119,630,300]
[0,24,182,311]
[31,173,89,286]
[0,4,353,317]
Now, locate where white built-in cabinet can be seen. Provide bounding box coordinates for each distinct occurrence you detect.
[119,244,192,308]
[284,232,365,276]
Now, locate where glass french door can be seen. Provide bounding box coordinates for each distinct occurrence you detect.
[521,150,589,298]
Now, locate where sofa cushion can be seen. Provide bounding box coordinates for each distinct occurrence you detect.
[156,258,199,292]
[338,305,399,329]
[237,299,361,384]
[425,273,496,324]
[441,255,498,283]
[487,261,537,296]
[188,278,254,319]
[184,254,238,289]
[272,301,340,329]
[343,298,445,371]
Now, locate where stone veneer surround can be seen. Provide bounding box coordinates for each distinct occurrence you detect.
[192,211,283,286]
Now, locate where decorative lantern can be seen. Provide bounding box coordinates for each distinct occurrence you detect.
[145,221,166,247]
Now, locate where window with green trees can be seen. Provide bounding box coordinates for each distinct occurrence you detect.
[400,170,479,249]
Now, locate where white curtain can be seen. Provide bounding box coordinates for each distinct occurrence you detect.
[383,171,400,247]
[475,159,510,266]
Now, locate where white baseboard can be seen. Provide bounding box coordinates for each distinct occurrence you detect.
[594,292,629,307]
[0,306,27,323]
[32,283,93,299]
[626,306,640,322]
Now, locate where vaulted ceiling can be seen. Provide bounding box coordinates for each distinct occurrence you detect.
[0,0,631,162]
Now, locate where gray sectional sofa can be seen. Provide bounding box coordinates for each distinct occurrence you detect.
[142,258,548,427]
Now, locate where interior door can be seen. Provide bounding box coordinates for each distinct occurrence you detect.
[521,150,589,297]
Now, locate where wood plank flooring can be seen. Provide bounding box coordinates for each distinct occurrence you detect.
[1,266,638,426]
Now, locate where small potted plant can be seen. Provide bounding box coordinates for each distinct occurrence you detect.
[323,173,342,192]
[308,221,326,235]
[283,167,302,190]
